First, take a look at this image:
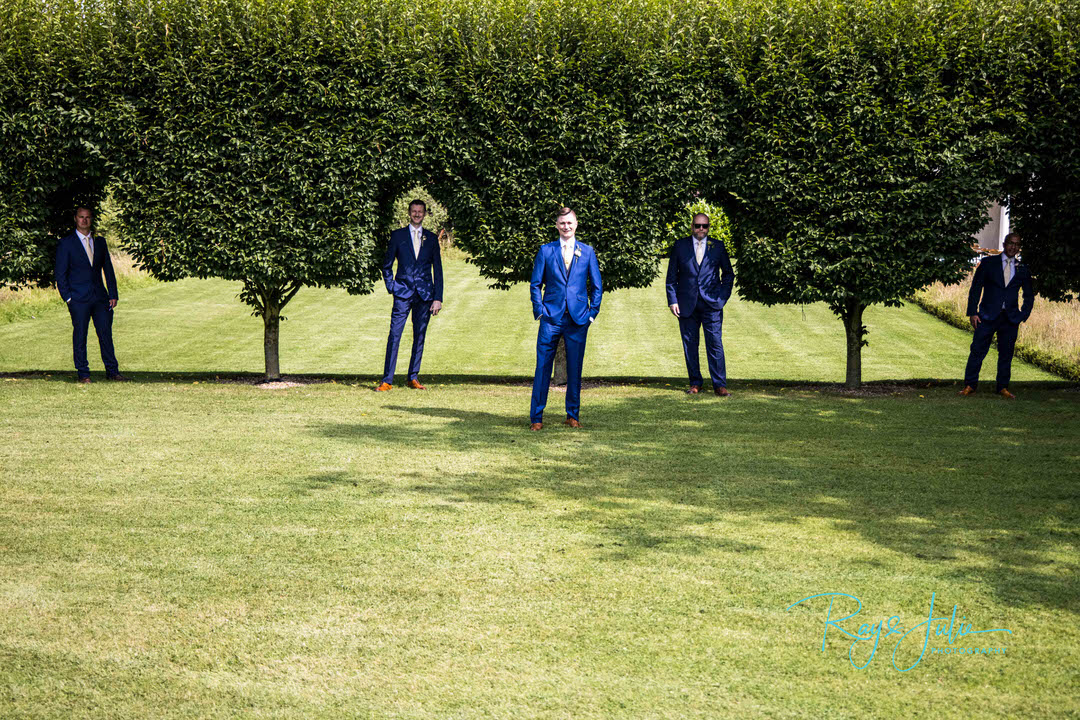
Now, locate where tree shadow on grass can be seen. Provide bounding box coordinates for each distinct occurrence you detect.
[3,370,1076,391]
[309,391,1080,614]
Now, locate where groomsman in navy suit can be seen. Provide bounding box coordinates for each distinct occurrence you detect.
[529,207,603,430]
[959,233,1034,399]
[54,207,128,383]
[377,199,443,391]
[666,213,735,396]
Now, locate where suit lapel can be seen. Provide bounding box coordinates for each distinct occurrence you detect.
[72,234,94,269]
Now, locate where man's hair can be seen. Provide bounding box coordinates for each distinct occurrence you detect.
[73,206,92,217]
[408,199,427,212]
[1003,232,1021,244]
[555,206,576,220]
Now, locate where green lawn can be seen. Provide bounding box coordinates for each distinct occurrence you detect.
[1,257,1077,718]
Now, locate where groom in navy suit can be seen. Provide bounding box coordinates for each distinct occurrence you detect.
[666,213,735,396]
[377,199,443,391]
[959,233,1034,399]
[54,207,127,383]
[529,207,603,430]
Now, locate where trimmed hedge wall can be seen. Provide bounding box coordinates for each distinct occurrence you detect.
[1,0,1076,381]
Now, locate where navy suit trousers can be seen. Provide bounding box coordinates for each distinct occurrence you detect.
[679,303,726,389]
[382,295,432,384]
[68,298,118,377]
[531,313,589,423]
[964,314,1019,391]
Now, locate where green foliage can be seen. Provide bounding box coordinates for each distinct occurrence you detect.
[0,0,111,288]
[715,0,1041,384]
[1002,0,1080,302]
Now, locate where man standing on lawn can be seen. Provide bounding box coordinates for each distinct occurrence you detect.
[528,207,603,431]
[959,232,1034,399]
[54,207,128,384]
[665,212,735,396]
[377,199,443,391]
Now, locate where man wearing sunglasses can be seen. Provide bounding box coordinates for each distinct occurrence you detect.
[665,213,735,396]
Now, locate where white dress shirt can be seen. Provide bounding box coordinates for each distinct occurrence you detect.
[410,223,423,259]
[694,236,706,265]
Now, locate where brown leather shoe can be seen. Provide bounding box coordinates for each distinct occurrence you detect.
[958,385,976,396]
[529,422,543,431]
[78,377,92,384]
[999,388,1016,399]
[687,385,701,394]
[406,379,426,390]
[564,418,582,428]
[714,387,731,397]
[375,382,392,392]
[106,373,130,382]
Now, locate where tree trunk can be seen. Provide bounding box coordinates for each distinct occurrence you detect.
[841,298,867,389]
[263,300,281,381]
[553,337,568,386]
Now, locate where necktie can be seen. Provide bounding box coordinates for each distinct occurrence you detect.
[85,235,94,264]
[1004,258,1013,286]
[412,229,421,259]
[695,239,705,265]
[563,242,573,271]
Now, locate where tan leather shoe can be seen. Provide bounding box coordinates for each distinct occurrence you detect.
[714,387,731,397]
[78,377,92,384]
[106,373,130,382]
[375,382,392,392]
[958,385,976,396]
[529,422,543,431]
[406,379,426,390]
[999,388,1016,399]
[687,385,701,394]
[564,418,582,428]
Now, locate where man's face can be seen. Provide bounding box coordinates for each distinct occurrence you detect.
[556,212,577,240]
[409,204,426,226]
[692,215,710,241]
[75,209,93,234]
[1003,237,1020,259]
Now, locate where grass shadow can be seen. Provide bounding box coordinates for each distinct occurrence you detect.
[308,390,1080,614]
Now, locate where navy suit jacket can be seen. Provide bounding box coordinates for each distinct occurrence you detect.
[966,254,1033,324]
[382,226,443,302]
[530,240,602,326]
[55,231,118,305]
[665,236,734,314]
